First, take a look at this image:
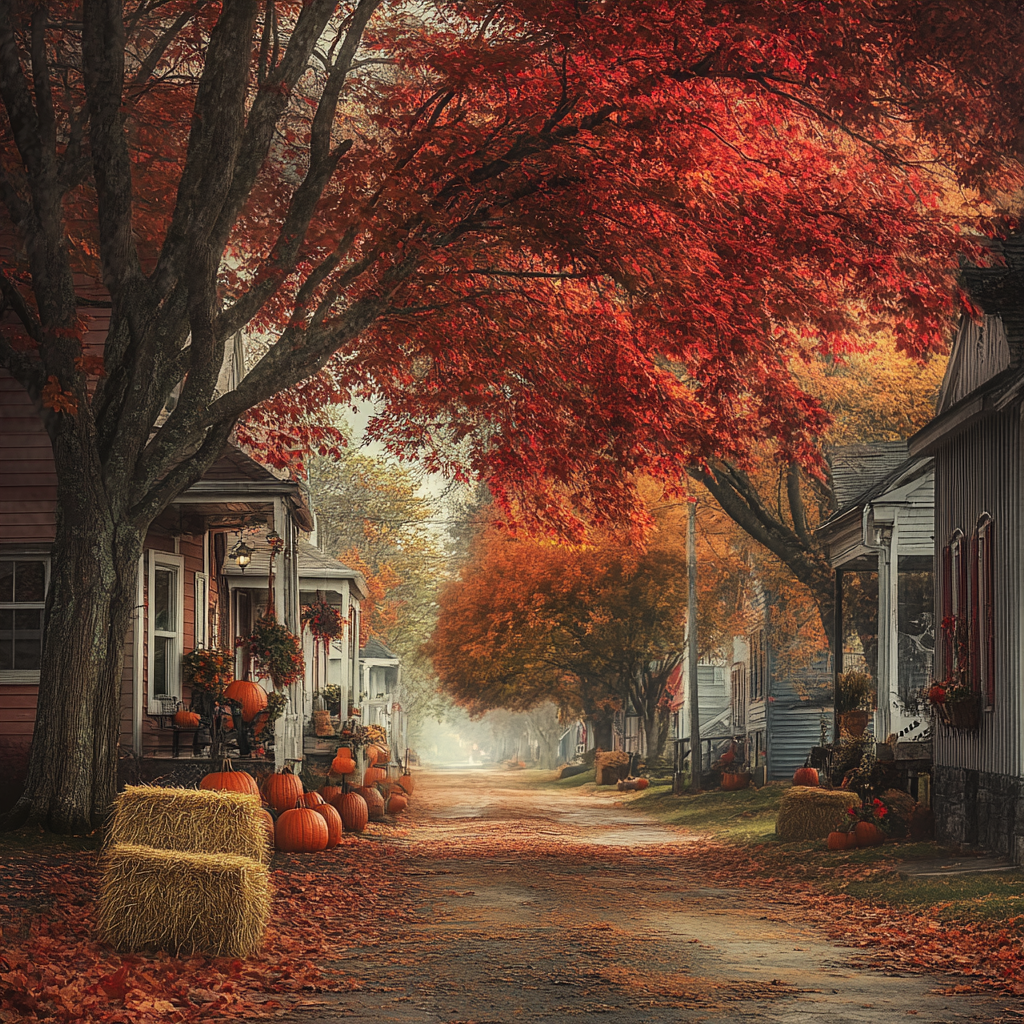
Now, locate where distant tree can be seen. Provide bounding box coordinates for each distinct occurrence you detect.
[428,499,744,756]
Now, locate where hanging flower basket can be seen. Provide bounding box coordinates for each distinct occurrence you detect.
[238,613,304,690]
[935,696,981,732]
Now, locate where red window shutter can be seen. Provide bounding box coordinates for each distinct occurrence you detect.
[970,532,981,693]
[941,543,953,679]
[984,523,996,709]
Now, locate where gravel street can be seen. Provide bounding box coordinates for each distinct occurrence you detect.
[303,768,1021,1024]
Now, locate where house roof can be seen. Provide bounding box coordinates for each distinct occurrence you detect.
[911,233,1024,456]
[220,536,368,600]
[827,441,910,510]
[359,636,398,663]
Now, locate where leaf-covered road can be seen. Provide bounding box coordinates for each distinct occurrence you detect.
[310,768,1019,1023]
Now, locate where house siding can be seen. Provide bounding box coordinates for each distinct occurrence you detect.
[933,407,1023,780]
[932,405,1024,859]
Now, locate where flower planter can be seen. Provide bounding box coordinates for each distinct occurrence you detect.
[721,771,752,791]
[935,696,980,732]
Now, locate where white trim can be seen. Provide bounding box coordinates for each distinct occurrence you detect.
[194,572,209,650]
[0,555,50,684]
[147,551,184,713]
[132,554,144,754]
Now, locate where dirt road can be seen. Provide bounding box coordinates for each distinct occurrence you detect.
[308,768,1020,1023]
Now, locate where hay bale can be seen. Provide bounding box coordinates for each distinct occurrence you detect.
[108,785,269,864]
[595,750,630,786]
[98,843,271,957]
[775,786,860,840]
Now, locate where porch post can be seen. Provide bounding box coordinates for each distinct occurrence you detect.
[833,568,843,744]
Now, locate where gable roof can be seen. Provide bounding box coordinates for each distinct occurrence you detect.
[360,636,398,662]
[828,441,909,511]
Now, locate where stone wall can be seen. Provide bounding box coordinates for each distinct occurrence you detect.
[933,764,1024,863]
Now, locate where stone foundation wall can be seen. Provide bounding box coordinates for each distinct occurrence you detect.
[933,764,1024,863]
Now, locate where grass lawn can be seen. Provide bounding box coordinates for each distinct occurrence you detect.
[527,767,1024,927]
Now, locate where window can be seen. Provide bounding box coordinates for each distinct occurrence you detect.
[0,558,49,681]
[148,552,183,710]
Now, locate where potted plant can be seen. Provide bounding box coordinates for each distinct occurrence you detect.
[925,615,980,731]
[836,671,876,737]
[846,797,889,847]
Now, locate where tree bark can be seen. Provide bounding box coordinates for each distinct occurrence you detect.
[6,442,144,832]
[590,710,614,751]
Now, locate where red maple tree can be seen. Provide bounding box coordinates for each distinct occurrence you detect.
[1,1,1018,829]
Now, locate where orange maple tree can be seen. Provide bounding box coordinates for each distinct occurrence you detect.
[1,1,1022,829]
[428,504,744,754]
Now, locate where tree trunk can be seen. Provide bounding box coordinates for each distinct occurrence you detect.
[654,708,671,759]
[5,448,144,833]
[590,710,613,751]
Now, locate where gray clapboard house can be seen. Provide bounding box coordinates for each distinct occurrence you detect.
[818,442,935,744]
[730,587,833,782]
[909,234,1024,861]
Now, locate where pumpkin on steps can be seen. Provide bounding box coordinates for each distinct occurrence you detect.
[263,765,304,813]
[300,791,326,808]
[363,765,387,787]
[320,783,345,808]
[275,807,329,852]
[314,803,344,848]
[357,785,385,821]
[793,767,820,787]
[224,679,268,722]
[199,759,260,796]
[339,791,369,832]
[330,748,357,776]
[173,709,201,729]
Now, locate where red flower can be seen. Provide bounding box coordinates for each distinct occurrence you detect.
[928,684,947,705]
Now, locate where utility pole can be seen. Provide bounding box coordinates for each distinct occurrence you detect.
[687,498,701,791]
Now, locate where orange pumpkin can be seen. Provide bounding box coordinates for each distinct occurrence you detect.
[320,783,344,807]
[339,791,368,832]
[224,679,268,722]
[793,767,820,787]
[262,765,304,813]
[314,803,344,848]
[199,759,260,797]
[827,830,854,851]
[633,777,649,790]
[364,743,387,766]
[356,785,385,821]
[386,793,408,815]
[173,709,201,729]
[363,765,387,787]
[854,821,885,847]
[398,772,415,795]
[330,748,357,775]
[300,791,326,808]
[275,807,328,852]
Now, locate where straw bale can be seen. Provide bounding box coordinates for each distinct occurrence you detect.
[108,785,270,864]
[98,843,271,957]
[775,786,860,840]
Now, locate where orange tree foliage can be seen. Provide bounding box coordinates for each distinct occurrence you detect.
[427,504,744,755]
[1,0,1022,829]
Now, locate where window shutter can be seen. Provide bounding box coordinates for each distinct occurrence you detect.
[970,531,981,694]
[941,543,952,679]
[983,520,996,709]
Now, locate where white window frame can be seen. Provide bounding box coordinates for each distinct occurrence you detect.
[0,555,50,683]
[148,551,184,712]
[194,572,209,650]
